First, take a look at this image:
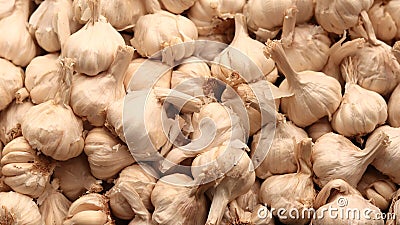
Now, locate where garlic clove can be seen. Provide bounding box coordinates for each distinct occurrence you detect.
[388,84,400,128]
[0,58,24,111]
[0,191,43,225]
[306,117,333,142]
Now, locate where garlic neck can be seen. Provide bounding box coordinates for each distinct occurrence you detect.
[314,179,359,209]
[296,138,313,176]
[54,58,74,107]
[362,132,390,160]
[233,14,249,40]
[109,46,135,88]
[330,38,365,66]
[206,190,231,225]
[88,0,100,25]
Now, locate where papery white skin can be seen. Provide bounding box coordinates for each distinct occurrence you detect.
[161,0,197,14]
[387,190,400,225]
[105,99,125,142]
[0,191,42,225]
[0,101,33,145]
[0,0,15,19]
[368,0,400,42]
[0,58,24,111]
[171,57,211,91]
[306,117,333,142]
[388,84,400,128]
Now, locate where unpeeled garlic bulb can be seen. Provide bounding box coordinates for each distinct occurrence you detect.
[260,138,316,225]
[84,127,135,180]
[264,40,342,127]
[171,57,211,91]
[161,0,197,14]
[151,173,208,225]
[306,117,333,142]
[312,179,384,225]
[188,0,246,36]
[105,99,125,143]
[368,0,400,42]
[388,84,400,127]
[22,58,84,161]
[0,0,37,66]
[331,58,387,137]
[71,45,134,126]
[53,154,103,201]
[1,137,55,198]
[211,14,277,86]
[0,191,42,225]
[64,193,113,225]
[108,164,158,220]
[312,132,389,187]
[251,113,308,179]
[387,190,400,225]
[63,0,125,75]
[29,0,79,52]
[25,53,60,104]
[0,58,24,111]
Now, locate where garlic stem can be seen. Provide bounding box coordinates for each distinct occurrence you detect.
[54,58,74,107]
[88,0,100,25]
[360,10,380,46]
[296,138,312,176]
[233,14,249,39]
[206,191,230,225]
[15,87,29,104]
[362,132,390,159]
[281,7,298,48]
[109,45,134,88]
[330,38,365,66]
[119,182,152,221]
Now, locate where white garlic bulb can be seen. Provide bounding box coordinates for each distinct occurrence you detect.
[25,53,60,104]
[0,191,42,225]
[29,0,80,52]
[161,0,197,14]
[388,84,400,127]
[84,127,135,180]
[1,137,55,198]
[264,40,342,127]
[0,58,24,111]
[105,99,125,143]
[0,0,37,66]
[171,57,211,91]
[312,132,389,187]
[306,117,333,142]
[368,0,400,42]
[22,58,84,161]
[331,58,388,137]
[251,113,308,179]
[63,0,125,75]
[260,138,316,225]
[188,0,246,36]
[71,45,133,126]
[211,14,277,86]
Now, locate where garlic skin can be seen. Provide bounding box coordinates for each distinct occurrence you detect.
[63,0,125,75]
[306,117,333,142]
[312,132,389,187]
[0,191,42,225]
[251,113,308,179]
[387,190,400,225]
[0,0,37,67]
[0,58,24,111]
[53,154,103,201]
[171,57,211,91]
[368,0,400,42]
[84,127,135,180]
[1,137,55,198]
[264,40,342,127]
[388,84,400,128]
[151,173,208,225]
[331,58,388,137]
[64,193,113,225]
[105,99,125,143]
[108,164,157,220]
[161,0,197,14]
[29,0,79,52]
[188,0,246,36]
[211,14,277,87]
[25,53,60,104]
[260,138,316,225]
[368,126,400,184]
[71,45,134,126]
[0,0,15,19]
[312,179,384,225]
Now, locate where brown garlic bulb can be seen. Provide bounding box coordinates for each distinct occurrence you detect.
[306,117,333,142]
[251,113,308,179]
[53,154,103,201]
[388,84,400,128]
[1,137,55,198]
[105,99,125,143]
[71,45,134,126]
[0,191,43,225]
[368,0,400,42]
[151,173,208,225]
[387,189,400,225]
[108,164,157,220]
[0,58,24,111]
[84,127,135,180]
[160,0,197,14]
[22,58,84,161]
[312,132,389,187]
[260,138,316,225]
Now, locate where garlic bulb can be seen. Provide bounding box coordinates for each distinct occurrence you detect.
[29,0,79,52]
[1,137,55,198]
[0,191,42,225]
[260,138,316,225]
[108,164,157,220]
[244,0,314,41]
[22,58,84,161]
[63,0,125,75]
[0,58,24,111]
[71,45,134,126]
[25,53,60,104]
[64,193,113,225]
[306,117,333,142]
[312,132,389,187]
[0,0,37,66]
[331,58,388,137]
[312,179,384,225]
[171,57,211,91]
[53,154,103,201]
[188,0,246,36]
[0,142,10,192]
[151,173,208,225]
[388,84,400,127]
[357,167,397,211]
[387,190,400,225]
[131,1,198,66]
[84,127,135,180]
[368,126,400,184]
[0,0,15,19]
[211,14,277,86]
[161,0,197,14]
[264,40,342,127]
[368,0,400,42]
[105,99,125,143]
[251,113,308,179]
